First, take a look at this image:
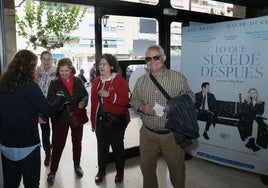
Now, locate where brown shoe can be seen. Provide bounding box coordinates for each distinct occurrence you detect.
[95,172,106,183]
[114,171,124,183]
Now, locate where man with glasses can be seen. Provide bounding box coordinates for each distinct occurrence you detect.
[37,51,57,167]
[131,45,195,188]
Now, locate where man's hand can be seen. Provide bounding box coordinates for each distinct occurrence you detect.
[139,104,156,116]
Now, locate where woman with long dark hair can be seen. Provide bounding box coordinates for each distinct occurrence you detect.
[0,49,65,187]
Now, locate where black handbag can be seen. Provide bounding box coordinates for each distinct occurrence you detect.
[100,112,127,130]
[99,112,119,128]
[98,95,127,130]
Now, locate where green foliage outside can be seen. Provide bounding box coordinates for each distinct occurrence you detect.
[15,0,87,51]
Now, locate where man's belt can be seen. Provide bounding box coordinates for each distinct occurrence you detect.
[145,126,172,135]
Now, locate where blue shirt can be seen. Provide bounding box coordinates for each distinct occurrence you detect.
[1,143,40,161]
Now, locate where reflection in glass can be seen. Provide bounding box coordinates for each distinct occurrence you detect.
[171,0,234,17]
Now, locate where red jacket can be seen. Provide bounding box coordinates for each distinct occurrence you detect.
[90,73,130,130]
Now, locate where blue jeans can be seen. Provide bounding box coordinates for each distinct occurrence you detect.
[2,146,40,188]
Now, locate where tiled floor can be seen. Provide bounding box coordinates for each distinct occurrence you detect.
[16,112,267,188]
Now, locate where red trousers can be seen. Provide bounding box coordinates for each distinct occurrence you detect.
[50,122,83,173]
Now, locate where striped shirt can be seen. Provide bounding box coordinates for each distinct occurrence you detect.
[131,69,195,130]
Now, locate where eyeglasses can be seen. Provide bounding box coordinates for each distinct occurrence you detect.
[144,55,162,62]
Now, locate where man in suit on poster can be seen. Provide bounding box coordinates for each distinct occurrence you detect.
[195,82,217,140]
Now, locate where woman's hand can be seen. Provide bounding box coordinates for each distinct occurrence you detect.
[78,101,86,109]
[38,116,47,124]
[98,89,109,98]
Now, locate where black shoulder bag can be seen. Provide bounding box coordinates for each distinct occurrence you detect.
[97,89,127,131]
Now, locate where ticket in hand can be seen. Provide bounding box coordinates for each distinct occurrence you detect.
[153,102,165,117]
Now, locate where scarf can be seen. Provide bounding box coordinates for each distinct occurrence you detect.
[60,73,74,96]
[37,65,57,97]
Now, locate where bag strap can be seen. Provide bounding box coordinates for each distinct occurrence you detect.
[149,73,171,100]
[97,80,104,112]
[97,80,107,117]
[66,104,72,115]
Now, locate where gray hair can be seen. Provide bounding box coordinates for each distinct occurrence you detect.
[145,45,166,56]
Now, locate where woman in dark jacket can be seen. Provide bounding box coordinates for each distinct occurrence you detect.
[0,49,65,188]
[46,58,88,185]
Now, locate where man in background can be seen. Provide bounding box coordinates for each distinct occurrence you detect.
[78,68,88,84]
[89,63,96,84]
[37,51,57,166]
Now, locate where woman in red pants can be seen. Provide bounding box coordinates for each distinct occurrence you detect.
[46,58,88,185]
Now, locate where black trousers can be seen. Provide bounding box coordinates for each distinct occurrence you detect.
[95,121,126,173]
[197,110,216,131]
[40,116,51,156]
[2,146,40,188]
[255,117,268,148]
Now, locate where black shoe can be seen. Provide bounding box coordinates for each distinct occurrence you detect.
[245,137,254,147]
[184,153,193,161]
[47,172,55,185]
[44,154,51,167]
[212,123,216,128]
[256,137,268,149]
[252,145,261,152]
[245,138,260,152]
[74,166,84,177]
[203,132,209,140]
[261,175,268,185]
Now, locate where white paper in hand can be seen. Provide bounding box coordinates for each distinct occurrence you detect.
[154,102,165,117]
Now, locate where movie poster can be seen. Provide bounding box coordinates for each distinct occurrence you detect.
[181,16,268,175]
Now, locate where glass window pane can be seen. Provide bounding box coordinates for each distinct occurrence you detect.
[119,0,158,5]
[170,22,182,72]
[101,15,159,60]
[171,0,235,17]
[15,2,95,83]
[101,15,157,94]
